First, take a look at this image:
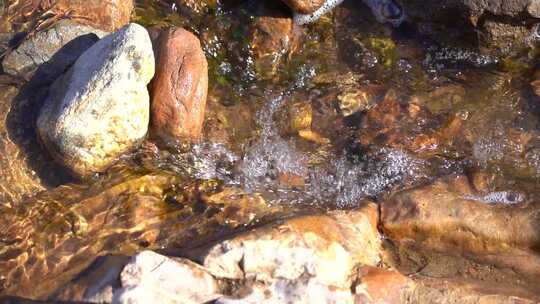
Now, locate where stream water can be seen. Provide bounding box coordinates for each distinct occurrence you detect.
[0,0,539,300]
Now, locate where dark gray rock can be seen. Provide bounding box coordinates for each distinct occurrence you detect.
[403,0,540,56]
[2,20,106,80]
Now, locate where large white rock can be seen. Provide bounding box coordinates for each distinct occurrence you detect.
[216,280,355,304]
[198,205,381,289]
[114,251,220,304]
[37,23,154,177]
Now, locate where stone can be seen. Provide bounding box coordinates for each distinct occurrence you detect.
[249,0,301,81]
[115,251,221,304]
[216,279,355,304]
[281,0,326,14]
[150,27,208,143]
[528,1,540,17]
[531,69,540,97]
[407,277,538,304]
[381,174,540,300]
[354,267,413,304]
[402,0,540,55]
[4,0,133,33]
[195,203,381,289]
[53,255,130,303]
[2,20,106,80]
[37,23,154,178]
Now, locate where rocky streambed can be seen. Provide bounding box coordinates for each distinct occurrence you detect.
[0,0,539,303]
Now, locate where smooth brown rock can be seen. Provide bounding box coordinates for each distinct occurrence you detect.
[281,0,325,14]
[381,175,540,300]
[150,28,208,143]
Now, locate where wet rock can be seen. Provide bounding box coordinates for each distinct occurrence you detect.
[249,0,301,81]
[337,84,386,117]
[150,27,208,143]
[293,0,345,25]
[281,0,326,14]
[2,20,106,80]
[530,69,540,97]
[4,0,133,33]
[216,279,355,304]
[53,255,129,303]
[381,174,540,299]
[115,251,221,304]
[0,32,12,57]
[0,85,49,204]
[37,23,154,178]
[354,267,414,303]
[403,0,540,55]
[193,203,381,289]
[408,277,538,303]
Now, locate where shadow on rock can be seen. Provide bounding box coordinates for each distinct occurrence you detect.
[5,33,101,187]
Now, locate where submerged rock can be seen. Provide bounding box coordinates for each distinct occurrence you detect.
[249,0,301,81]
[115,251,220,304]
[37,23,154,178]
[150,27,208,143]
[381,174,540,300]
[2,20,106,80]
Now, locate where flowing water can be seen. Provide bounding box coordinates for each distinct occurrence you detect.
[0,0,540,299]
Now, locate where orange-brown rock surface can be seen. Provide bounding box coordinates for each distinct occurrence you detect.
[150,27,208,143]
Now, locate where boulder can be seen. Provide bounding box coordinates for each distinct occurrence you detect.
[194,203,381,289]
[37,23,154,178]
[150,27,208,143]
[2,20,106,80]
[115,251,221,304]
[381,174,540,300]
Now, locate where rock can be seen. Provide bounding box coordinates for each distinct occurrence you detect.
[407,277,538,304]
[4,0,133,33]
[337,85,386,117]
[0,32,12,57]
[194,203,381,289]
[0,85,50,204]
[402,0,540,55]
[281,0,326,14]
[2,20,106,80]
[530,69,540,97]
[53,255,130,303]
[249,1,301,81]
[354,267,414,304]
[216,279,355,304]
[115,251,221,304]
[381,175,540,300]
[37,23,154,178]
[293,0,345,25]
[528,1,540,17]
[150,27,208,143]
